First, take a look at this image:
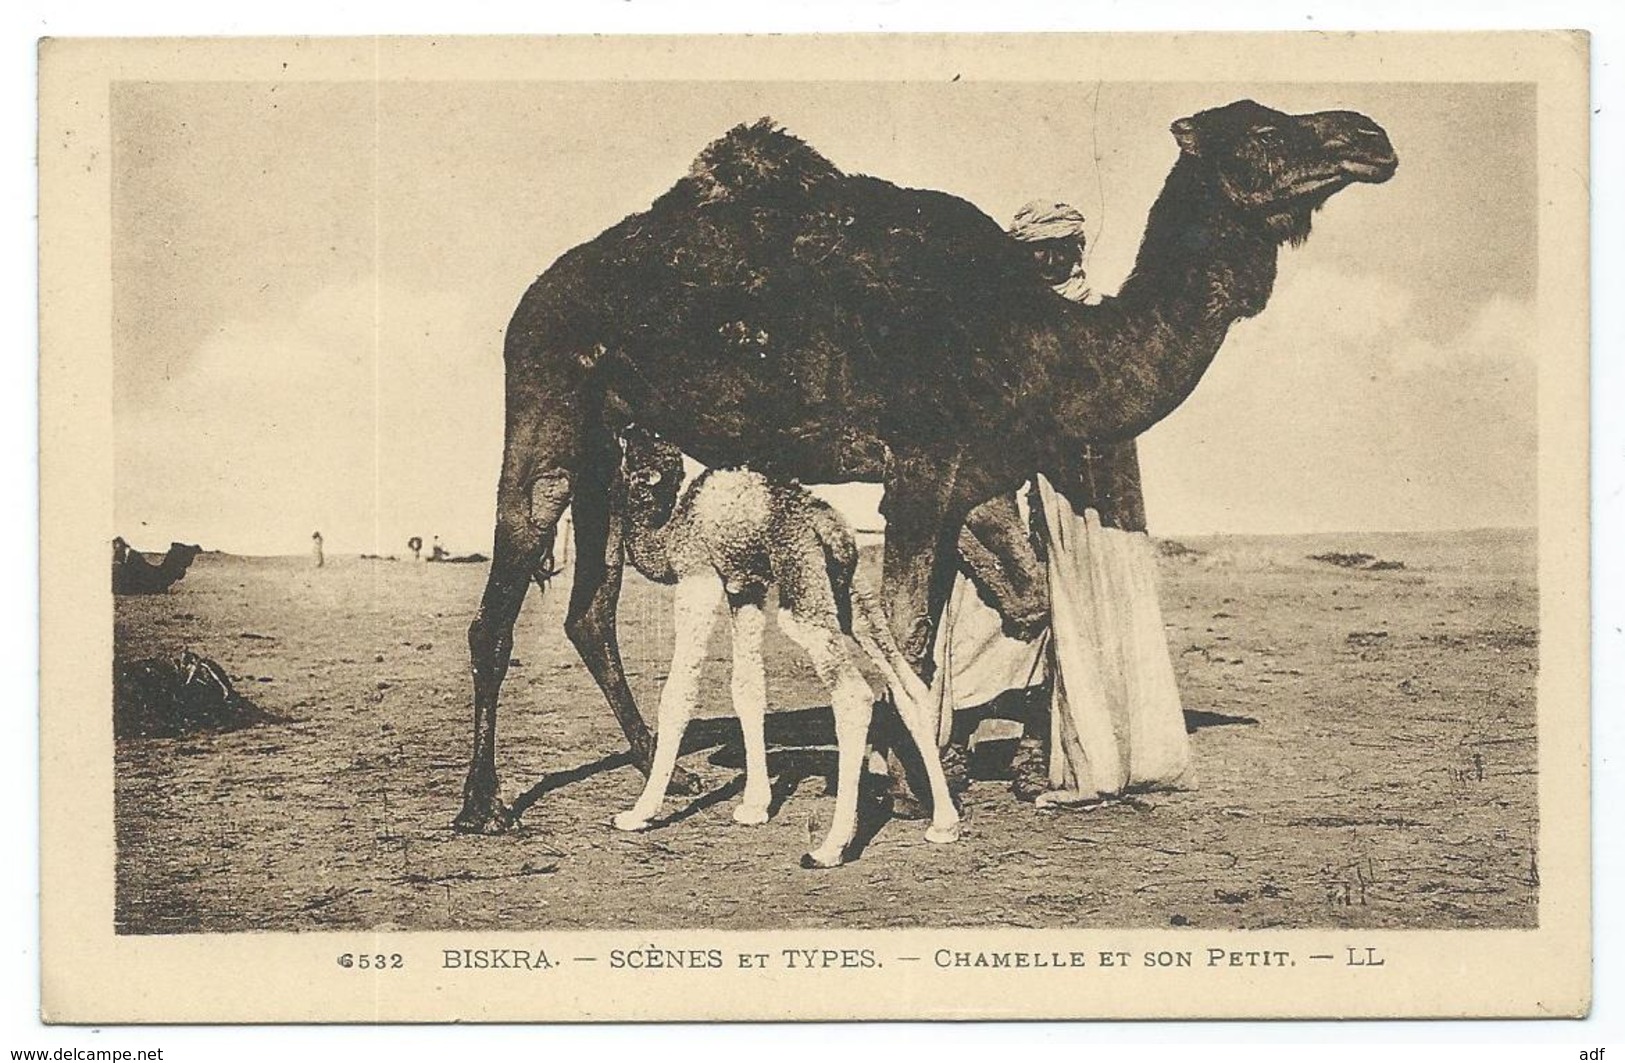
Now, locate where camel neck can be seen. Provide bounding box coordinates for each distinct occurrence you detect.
[1045,157,1281,448]
[1118,158,1281,325]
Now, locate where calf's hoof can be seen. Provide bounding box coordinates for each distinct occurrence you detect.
[612,811,653,832]
[799,848,846,870]
[732,804,770,826]
[924,821,961,844]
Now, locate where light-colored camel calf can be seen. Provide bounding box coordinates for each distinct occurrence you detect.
[610,428,959,868]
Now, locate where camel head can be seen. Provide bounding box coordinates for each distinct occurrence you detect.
[1171,99,1397,246]
[167,542,203,568]
[621,426,687,528]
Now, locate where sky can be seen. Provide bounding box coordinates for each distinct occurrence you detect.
[111,79,1536,555]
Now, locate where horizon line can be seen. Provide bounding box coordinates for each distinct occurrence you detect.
[148,523,1539,560]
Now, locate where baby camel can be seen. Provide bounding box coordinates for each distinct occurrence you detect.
[611,427,959,868]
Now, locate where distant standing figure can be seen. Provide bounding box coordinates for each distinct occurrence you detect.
[311,531,324,568]
[408,536,424,563]
[431,536,447,563]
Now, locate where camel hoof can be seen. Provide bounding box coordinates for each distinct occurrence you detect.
[612,811,653,832]
[925,821,961,845]
[732,804,770,826]
[452,796,515,835]
[799,850,845,870]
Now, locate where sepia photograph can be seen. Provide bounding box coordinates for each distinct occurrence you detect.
[38,31,1590,1023]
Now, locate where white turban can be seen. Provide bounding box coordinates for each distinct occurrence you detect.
[1008,200,1087,242]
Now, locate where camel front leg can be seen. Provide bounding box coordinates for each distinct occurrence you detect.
[875,469,965,814]
[879,467,965,682]
[564,438,700,794]
[959,492,1049,642]
[613,577,723,831]
[889,681,962,846]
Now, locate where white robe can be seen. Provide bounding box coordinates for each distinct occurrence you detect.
[930,475,1191,799]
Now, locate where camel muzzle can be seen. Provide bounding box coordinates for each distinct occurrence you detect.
[1306,111,1398,183]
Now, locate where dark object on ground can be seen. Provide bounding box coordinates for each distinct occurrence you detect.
[113,539,202,595]
[427,552,489,564]
[1308,551,1405,571]
[114,650,284,739]
[360,554,399,561]
[1156,538,1204,559]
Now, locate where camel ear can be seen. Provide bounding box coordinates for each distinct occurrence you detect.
[1170,117,1202,156]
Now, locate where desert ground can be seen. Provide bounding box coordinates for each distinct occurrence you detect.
[113,528,1537,933]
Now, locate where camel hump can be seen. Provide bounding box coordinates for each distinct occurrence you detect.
[687,117,842,203]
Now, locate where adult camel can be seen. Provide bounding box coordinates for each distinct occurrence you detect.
[454,99,1396,832]
[112,538,202,596]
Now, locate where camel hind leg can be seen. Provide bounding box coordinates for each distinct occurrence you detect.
[562,431,697,794]
[455,466,569,834]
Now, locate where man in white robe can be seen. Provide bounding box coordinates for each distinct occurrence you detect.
[930,201,1191,804]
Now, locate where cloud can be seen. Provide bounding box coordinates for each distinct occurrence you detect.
[116,279,504,555]
[1140,261,1537,534]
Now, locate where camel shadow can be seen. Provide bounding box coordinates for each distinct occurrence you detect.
[509,699,1259,814]
[504,706,843,814]
[508,704,897,855]
[1183,708,1260,732]
[508,750,636,820]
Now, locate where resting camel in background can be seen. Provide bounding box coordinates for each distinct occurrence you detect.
[454,99,1397,833]
[112,538,202,596]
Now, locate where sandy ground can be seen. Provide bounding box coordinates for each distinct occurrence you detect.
[113,529,1537,933]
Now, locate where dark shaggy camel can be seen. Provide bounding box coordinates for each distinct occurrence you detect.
[112,538,202,596]
[455,99,1396,832]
